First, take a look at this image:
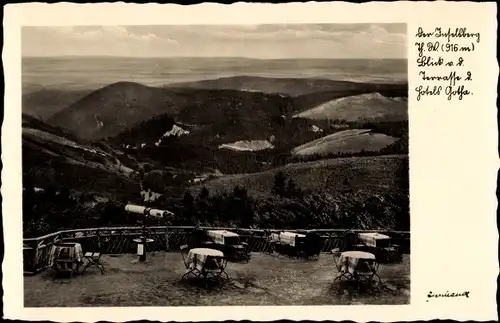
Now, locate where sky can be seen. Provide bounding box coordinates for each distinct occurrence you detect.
[22,23,407,59]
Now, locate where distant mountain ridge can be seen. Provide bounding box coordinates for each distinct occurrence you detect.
[41,77,407,142]
[165,75,407,97]
[23,57,408,93]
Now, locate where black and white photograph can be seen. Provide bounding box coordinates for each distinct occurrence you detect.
[21,23,410,307]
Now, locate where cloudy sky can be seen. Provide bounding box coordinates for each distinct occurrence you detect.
[22,23,407,59]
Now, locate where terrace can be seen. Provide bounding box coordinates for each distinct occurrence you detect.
[23,226,410,307]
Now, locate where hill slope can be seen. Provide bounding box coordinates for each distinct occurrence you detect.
[293,92,407,122]
[22,88,91,121]
[22,116,141,198]
[190,155,408,198]
[47,81,298,142]
[47,82,191,141]
[42,78,408,142]
[292,129,399,156]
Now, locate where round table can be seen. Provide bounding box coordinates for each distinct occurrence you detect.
[190,248,224,258]
[341,251,375,260]
[339,251,377,276]
[183,248,229,284]
[334,250,381,293]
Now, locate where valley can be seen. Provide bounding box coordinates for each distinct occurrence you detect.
[22,73,409,237]
[13,22,418,310]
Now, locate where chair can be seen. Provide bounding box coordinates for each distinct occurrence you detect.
[240,242,251,262]
[354,258,381,293]
[52,242,80,280]
[189,229,211,249]
[203,256,229,289]
[331,248,355,293]
[331,248,352,278]
[82,237,105,275]
[382,244,403,263]
[206,257,229,279]
[181,245,201,280]
[331,248,342,270]
[338,230,359,252]
[304,232,322,260]
[180,245,190,269]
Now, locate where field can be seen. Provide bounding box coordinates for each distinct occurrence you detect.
[292,129,399,156]
[24,252,410,307]
[293,92,407,121]
[191,155,408,198]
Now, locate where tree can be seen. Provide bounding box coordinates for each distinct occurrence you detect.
[181,191,195,224]
[272,171,287,196]
[196,187,211,225]
[183,190,194,207]
[286,178,302,198]
[233,185,248,201]
[230,185,254,227]
[198,186,210,200]
[342,177,353,194]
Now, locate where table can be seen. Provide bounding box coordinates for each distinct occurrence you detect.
[49,242,84,277]
[358,232,391,248]
[207,230,239,245]
[206,230,250,262]
[333,251,381,293]
[182,248,228,283]
[339,251,376,275]
[271,231,306,247]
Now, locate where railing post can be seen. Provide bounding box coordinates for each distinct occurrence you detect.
[32,240,39,273]
[165,225,170,252]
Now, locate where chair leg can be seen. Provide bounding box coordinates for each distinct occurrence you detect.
[82,258,105,275]
[333,273,349,294]
[81,259,91,274]
[182,269,196,280]
[371,274,382,292]
[98,263,105,275]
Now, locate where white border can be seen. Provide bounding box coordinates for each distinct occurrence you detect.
[3,2,499,322]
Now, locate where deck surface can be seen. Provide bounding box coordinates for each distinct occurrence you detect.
[24,252,410,307]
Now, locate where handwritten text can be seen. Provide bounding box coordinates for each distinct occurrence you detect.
[414,27,480,101]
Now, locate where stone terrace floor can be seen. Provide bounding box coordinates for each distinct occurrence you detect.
[24,252,410,307]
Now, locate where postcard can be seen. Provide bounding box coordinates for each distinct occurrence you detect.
[2,2,498,322]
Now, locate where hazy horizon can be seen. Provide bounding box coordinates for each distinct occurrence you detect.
[22,24,407,59]
[23,56,408,93]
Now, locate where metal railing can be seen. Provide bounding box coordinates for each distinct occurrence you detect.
[23,226,410,275]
